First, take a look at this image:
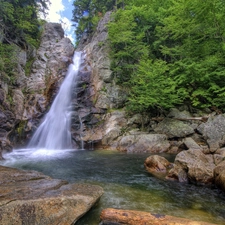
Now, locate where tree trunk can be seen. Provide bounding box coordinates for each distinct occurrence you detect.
[100,208,216,225]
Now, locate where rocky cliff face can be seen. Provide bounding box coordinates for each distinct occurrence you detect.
[0,23,74,157]
[74,11,128,149]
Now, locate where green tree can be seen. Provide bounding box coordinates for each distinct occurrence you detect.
[159,0,225,109]
[72,0,128,43]
[127,59,180,112]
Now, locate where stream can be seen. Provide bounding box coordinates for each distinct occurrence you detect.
[1,148,225,225]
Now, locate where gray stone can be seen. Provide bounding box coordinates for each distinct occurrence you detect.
[117,134,170,153]
[167,108,192,119]
[197,114,225,152]
[12,89,24,120]
[183,137,202,150]
[154,118,194,138]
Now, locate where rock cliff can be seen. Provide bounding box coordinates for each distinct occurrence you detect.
[0,23,74,157]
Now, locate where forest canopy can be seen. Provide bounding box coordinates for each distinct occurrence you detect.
[0,0,49,47]
[73,0,225,114]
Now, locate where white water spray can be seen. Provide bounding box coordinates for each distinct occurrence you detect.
[28,52,82,150]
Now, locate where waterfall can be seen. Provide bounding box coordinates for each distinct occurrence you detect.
[28,52,82,150]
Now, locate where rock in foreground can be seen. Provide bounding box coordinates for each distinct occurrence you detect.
[0,165,103,225]
[100,208,217,225]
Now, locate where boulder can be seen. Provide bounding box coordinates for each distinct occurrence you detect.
[100,208,216,225]
[214,161,225,192]
[117,134,170,153]
[167,149,215,185]
[154,118,194,138]
[197,114,225,152]
[0,165,103,225]
[167,108,192,119]
[144,155,173,178]
[183,137,202,150]
[102,111,127,145]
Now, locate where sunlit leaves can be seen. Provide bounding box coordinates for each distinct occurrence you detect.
[127,59,180,112]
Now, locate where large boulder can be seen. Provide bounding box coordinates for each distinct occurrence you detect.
[167,149,215,184]
[154,118,194,138]
[0,165,103,225]
[117,133,170,153]
[214,160,225,192]
[197,114,225,152]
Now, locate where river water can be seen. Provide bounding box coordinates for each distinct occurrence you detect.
[1,148,225,225]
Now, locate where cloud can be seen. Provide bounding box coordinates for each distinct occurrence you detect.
[40,0,75,44]
[45,0,65,23]
[60,17,75,44]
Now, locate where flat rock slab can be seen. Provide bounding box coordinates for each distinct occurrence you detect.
[100,208,217,225]
[0,165,104,225]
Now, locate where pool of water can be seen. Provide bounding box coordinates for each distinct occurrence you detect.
[1,149,225,225]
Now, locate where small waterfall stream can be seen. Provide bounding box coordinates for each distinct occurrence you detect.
[28,52,82,150]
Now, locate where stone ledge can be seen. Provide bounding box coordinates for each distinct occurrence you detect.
[0,165,103,225]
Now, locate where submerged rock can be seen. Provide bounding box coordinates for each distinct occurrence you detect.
[0,165,103,225]
[144,155,173,179]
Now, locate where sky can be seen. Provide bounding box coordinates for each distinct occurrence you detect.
[44,0,76,44]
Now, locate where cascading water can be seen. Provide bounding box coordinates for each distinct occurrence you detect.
[28,51,82,150]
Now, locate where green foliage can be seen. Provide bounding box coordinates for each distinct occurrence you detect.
[72,0,129,42]
[0,43,17,84]
[159,0,225,109]
[106,0,225,113]
[0,0,49,48]
[127,59,181,112]
[108,6,150,83]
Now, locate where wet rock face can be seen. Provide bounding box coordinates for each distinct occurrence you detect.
[0,165,103,225]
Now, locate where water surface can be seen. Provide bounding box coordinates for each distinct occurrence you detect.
[1,149,225,225]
